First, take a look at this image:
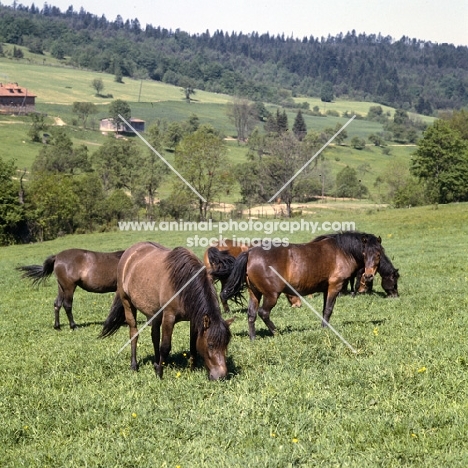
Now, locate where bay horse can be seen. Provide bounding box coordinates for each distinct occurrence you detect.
[220,234,382,340]
[17,249,125,330]
[100,242,233,380]
[312,232,399,297]
[205,239,302,312]
[354,259,400,297]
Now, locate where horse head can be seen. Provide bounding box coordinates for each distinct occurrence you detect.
[361,235,382,282]
[381,268,399,297]
[196,315,234,380]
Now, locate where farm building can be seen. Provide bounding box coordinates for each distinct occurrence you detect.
[100,118,145,133]
[0,83,36,113]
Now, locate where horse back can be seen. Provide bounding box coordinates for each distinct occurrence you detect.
[117,242,176,319]
[53,248,125,293]
[246,240,354,295]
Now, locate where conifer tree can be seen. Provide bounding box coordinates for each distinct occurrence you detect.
[292,110,307,140]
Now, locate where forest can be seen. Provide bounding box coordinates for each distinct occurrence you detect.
[0,3,467,111]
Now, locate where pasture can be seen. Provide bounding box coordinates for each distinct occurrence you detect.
[1,203,467,466]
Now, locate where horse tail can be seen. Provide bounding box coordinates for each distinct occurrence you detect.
[220,251,249,305]
[16,255,56,286]
[100,294,126,338]
[207,247,237,282]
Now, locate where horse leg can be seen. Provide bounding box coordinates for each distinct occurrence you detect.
[122,298,139,371]
[247,289,261,340]
[321,285,342,327]
[151,321,162,378]
[53,286,63,330]
[258,293,279,337]
[62,287,77,330]
[220,278,230,314]
[155,313,176,379]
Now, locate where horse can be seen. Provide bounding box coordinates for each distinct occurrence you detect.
[220,233,382,340]
[17,249,125,330]
[205,239,302,312]
[100,242,233,380]
[312,232,399,297]
[354,259,400,297]
[204,240,249,313]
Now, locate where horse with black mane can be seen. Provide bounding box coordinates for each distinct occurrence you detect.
[100,242,233,380]
[205,240,302,312]
[312,232,399,297]
[203,240,246,313]
[17,249,125,329]
[220,233,383,340]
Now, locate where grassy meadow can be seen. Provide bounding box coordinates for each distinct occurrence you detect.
[1,203,468,466]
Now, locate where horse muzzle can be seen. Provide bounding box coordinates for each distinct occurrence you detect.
[208,366,228,381]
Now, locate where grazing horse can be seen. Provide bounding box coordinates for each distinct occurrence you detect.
[100,242,233,380]
[311,232,399,297]
[203,239,249,313]
[17,249,125,329]
[220,234,382,340]
[355,259,400,297]
[205,240,302,312]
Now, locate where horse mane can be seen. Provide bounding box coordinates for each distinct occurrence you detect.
[378,252,398,276]
[312,231,384,262]
[165,247,231,346]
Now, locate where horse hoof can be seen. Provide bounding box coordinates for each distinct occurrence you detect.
[54,325,61,331]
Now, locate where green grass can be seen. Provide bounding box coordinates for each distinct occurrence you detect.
[1,203,467,466]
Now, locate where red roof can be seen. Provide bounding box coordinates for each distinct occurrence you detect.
[0,83,37,98]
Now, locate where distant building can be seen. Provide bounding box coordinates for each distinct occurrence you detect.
[0,83,36,113]
[100,118,145,133]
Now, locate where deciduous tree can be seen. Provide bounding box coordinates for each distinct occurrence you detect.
[173,125,233,220]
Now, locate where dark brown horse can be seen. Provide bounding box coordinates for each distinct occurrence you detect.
[312,232,399,297]
[354,258,400,297]
[100,242,233,380]
[204,239,249,313]
[205,239,302,312]
[221,234,382,339]
[17,249,125,329]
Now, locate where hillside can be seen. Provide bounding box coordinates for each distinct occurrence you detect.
[0,55,422,205]
[1,3,467,112]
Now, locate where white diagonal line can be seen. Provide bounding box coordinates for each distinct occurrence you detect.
[268,115,356,202]
[118,114,207,202]
[117,265,206,354]
[268,266,357,353]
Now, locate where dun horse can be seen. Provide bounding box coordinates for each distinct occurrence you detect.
[221,234,382,340]
[17,249,125,329]
[100,242,233,380]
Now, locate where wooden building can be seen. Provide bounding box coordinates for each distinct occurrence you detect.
[0,83,36,113]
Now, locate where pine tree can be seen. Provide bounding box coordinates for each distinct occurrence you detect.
[292,110,307,140]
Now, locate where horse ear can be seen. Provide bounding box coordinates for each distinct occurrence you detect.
[203,315,211,330]
[225,317,235,327]
[377,236,382,243]
[362,235,368,244]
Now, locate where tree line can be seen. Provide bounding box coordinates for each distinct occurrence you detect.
[0,4,467,111]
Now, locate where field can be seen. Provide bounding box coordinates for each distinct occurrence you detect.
[1,203,468,466]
